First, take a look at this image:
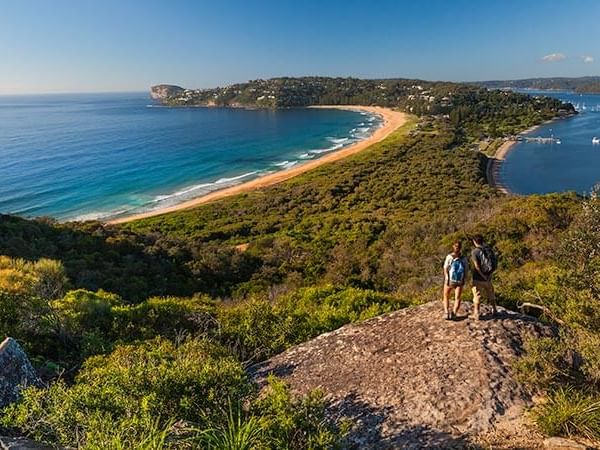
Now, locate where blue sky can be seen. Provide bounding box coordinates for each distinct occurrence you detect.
[1,0,598,94]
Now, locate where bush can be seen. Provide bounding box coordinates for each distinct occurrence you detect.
[533,387,600,440]
[251,377,347,450]
[1,338,251,447]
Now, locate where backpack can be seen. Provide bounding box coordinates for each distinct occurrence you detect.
[448,257,466,284]
[479,245,497,275]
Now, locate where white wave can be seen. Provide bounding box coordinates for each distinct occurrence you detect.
[298,152,312,159]
[327,137,350,144]
[281,161,298,169]
[309,143,344,154]
[274,160,290,167]
[214,171,259,184]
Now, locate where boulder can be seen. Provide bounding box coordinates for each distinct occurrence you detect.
[252,302,555,448]
[0,338,41,408]
[0,436,55,449]
[543,437,593,450]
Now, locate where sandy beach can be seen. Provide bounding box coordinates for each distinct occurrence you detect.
[108,106,407,224]
[487,118,564,194]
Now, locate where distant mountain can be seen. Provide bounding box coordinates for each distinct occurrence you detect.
[476,76,600,93]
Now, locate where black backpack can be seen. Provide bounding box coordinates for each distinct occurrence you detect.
[479,245,497,275]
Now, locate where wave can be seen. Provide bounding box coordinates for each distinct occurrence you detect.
[327,137,350,144]
[150,171,259,205]
[309,143,345,154]
[75,112,384,222]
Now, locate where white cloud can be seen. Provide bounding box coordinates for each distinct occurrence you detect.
[541,53,566,62]
[583,55,594,64]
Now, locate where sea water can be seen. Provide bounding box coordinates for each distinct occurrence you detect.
[502,91,600,195]
[0,93,381,221]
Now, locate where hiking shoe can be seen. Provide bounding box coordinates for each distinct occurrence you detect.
[450,311,456,321]
[445,311,452,320]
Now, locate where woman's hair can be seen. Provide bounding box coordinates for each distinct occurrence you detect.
[472,235,484,245]
[452,240,462,250]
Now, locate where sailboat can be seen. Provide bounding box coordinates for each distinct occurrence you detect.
[593,137,600,145]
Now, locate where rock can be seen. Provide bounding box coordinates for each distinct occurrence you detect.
[150,84,184,101]
[251,302,555,448]
[0,338,42,408]
[543,437,592,450]
[0,436,57,449]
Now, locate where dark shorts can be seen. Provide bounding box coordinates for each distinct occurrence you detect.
[446,281,464,288]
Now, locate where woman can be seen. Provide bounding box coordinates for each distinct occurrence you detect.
[442,241,468,320]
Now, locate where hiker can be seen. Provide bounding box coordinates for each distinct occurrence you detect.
[470,235,498,320]
[442,241,468,320]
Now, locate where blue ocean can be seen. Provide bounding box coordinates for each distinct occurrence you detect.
[0,93,381,221]
[502,91,600,195]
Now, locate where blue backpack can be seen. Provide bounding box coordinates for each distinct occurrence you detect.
[448,257,466,284]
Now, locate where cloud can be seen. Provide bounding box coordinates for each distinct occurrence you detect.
[541,53,567,62]
[583,55,594,64]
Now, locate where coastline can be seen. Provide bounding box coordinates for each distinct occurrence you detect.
[486,116,571,194]
[107,106,407,224]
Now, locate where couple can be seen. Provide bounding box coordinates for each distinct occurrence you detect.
[442,235,497,321]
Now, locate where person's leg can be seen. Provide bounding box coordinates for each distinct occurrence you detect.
[443,284,451,318]
[487,280,497,315]
[472,282,482,319]
[453,285,463,317]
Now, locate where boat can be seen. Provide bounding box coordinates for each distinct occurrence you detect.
[556,139,561,145]
[593,137,600,145]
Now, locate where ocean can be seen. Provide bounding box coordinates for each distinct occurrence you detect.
[0,93,381,221]
[502,90,600,195]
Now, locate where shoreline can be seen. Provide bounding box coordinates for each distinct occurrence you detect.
[486,115,572,194]
[107,106,408,224]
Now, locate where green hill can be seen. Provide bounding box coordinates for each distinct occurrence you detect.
[0,82,598,448]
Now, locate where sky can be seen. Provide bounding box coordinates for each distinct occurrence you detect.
[0,0,599,94]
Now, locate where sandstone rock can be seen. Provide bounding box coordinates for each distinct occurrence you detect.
[251,302,555,448]
[150,84,184,101]
[543,437,593,450]
[0,436,55,449]
[0,338,42,408]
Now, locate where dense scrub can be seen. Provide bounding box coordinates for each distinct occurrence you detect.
[1,86,597,446]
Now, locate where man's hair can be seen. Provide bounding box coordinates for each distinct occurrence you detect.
[472,234,484,245]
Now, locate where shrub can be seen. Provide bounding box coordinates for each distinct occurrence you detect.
[533,387,600,440]
[1,338,251,447]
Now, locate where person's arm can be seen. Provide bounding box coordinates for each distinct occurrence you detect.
[471,250,488,281]
[443,256,451,286]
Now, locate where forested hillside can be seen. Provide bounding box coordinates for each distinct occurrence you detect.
[477,76,600,93]
[1,84,598,448]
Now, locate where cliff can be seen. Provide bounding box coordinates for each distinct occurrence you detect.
[150,84,185,101]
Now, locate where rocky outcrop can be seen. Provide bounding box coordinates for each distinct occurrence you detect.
[543,437,594,450]
[0,436,55,449]
[0,338,41,408]
[150,84,184,101]
[252,302,555,448]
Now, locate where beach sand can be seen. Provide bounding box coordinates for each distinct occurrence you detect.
[108,106,407,224]
[487,119,561,194]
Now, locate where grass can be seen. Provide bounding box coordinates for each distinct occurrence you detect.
[533,387,600,440]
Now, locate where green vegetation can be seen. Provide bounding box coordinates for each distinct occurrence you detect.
[477,76,600,94]
[1,83,598,445]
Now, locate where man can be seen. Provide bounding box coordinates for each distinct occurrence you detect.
[470,235,498,320]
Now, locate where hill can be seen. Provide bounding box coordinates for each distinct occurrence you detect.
[252,301,555,448]
[476,76,600,94]
[1,80,598,448]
